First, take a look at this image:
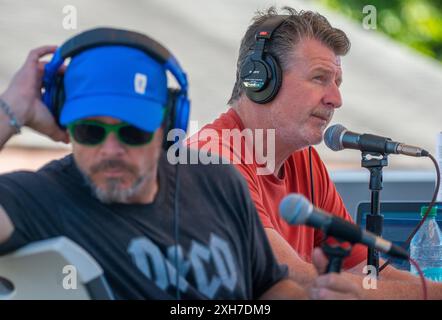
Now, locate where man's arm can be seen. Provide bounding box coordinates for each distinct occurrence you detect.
[265,228,318,287]
[265,228,442,299]
[0,46,70,249]
[349,259,420,283]
[0,204,14,244]
[310,248,442,300]
[259,279,308,300]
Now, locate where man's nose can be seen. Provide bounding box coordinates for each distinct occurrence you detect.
[98,132,125,156]
[323,83,342,109]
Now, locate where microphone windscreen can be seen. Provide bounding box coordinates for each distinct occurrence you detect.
[324,124,347,151]
[279,193,311,225]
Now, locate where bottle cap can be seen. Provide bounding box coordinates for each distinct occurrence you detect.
[420,206,438,218]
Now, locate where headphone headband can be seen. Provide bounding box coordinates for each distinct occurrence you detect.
[42,27,190,139]
[59,28,171,62]
[255,15,289,40]
[45,27,188,96]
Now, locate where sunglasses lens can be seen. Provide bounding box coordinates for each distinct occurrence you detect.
[119,125,154,146]
[71,123,106,145]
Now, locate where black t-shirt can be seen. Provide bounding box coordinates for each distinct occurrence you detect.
[0,152,287,299]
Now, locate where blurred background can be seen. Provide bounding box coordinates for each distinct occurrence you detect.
[0,0,441,214]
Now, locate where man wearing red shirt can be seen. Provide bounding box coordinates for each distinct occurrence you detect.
[188,7,442,299]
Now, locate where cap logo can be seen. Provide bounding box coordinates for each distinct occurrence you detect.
[134,73,148,94]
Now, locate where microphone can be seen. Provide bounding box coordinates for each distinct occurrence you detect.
[279,193,409,260]
[324,124,428,157]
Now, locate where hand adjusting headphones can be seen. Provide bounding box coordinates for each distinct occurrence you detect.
[41,27,190,150]
[239,15,288,104]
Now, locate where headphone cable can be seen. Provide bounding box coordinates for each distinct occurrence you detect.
[309,146,315,206]
[174,157,181,300]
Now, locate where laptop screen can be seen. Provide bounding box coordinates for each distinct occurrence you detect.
[356,201,442,271]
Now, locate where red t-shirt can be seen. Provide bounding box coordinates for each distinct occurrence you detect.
[187,108,367,269]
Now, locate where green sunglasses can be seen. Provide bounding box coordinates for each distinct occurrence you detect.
[67,120,155,146]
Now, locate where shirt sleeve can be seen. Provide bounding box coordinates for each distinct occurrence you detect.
[0,174,62,255]
[311,148,367,270]
[187,134,274,229]
[234,164,274,230]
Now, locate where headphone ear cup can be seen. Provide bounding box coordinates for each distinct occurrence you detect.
[162,89,178,151]
[52,75,66,127]
[174,94,190,134]
[162,89,190,151]
[240,57,269,103]
[265,54,282,102]
[245,54,282,104]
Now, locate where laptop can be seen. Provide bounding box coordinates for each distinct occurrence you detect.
[356,201,442,271]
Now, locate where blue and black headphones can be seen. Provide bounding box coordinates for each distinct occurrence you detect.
[42,27,190,150]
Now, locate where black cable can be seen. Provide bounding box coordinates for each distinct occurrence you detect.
[174,154,181,300]
[310,147,327,246]
[309,146,315,206]
[379,153,441,273]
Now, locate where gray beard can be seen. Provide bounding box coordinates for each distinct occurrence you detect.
[80,171,145,204]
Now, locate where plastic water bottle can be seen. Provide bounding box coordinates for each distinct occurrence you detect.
[410,206,442,282]
[437,132,442,201]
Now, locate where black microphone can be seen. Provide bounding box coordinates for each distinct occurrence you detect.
[279,193,409,260]
[324,124,428,157]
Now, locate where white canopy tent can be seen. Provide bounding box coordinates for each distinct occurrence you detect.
[0,0,441,171]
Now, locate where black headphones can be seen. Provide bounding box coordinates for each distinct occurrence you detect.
[239,15,288,104]
[42,27,191,150]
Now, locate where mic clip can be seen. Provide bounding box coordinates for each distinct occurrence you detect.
[361,151,389,167]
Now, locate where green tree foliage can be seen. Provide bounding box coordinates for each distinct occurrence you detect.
[318,0,442,63]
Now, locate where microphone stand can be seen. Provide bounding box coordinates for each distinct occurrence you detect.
[361,151,388,276]
[322,240,352,273]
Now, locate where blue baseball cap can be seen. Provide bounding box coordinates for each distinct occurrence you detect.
[60,45,168,132]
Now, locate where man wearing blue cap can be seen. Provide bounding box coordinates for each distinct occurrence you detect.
[0,29,306,299]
